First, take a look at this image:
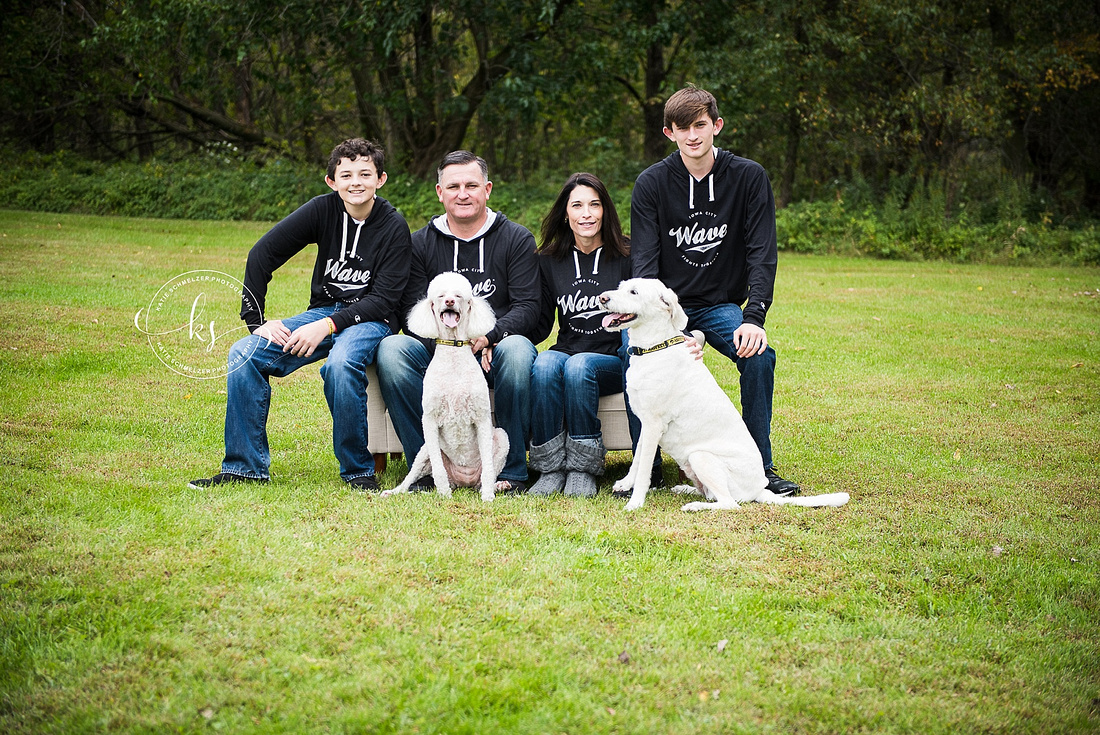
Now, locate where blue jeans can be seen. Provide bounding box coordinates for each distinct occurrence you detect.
[221,306,390,481]
[376,333,536,482]
[624,302,777,468]
[530,350,624,445]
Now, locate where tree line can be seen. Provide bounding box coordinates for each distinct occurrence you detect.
[3,0,1098,215]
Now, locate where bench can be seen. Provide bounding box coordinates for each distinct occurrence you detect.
[364,363,633,473]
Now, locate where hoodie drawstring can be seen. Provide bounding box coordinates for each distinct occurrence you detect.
[341,212,365,261]
[688,173,716,210]
[573,247,603,278]
[453,239,486,272]
[341,213,348,261]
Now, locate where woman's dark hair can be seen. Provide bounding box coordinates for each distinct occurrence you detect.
[539,172,630,260]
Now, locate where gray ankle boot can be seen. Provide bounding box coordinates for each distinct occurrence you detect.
[564,436,605,498]
[528,432,566,496]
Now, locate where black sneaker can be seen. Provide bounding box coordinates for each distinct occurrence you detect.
[347,475,380,492]
[188,472,268,489]
[409,475,435,493]
[495,479,527,495]
[765,468,800,497]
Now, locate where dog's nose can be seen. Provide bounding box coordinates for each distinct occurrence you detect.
[598,294,609,304]
[445,298,455,307]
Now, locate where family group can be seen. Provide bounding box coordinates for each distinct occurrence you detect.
[188,86,801,500]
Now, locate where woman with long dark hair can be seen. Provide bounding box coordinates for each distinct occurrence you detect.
[528,173,632,497]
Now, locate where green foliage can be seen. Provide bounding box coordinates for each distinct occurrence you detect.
[3,148,1097,264]
[0,150,328,222]
[777,175,1100,265]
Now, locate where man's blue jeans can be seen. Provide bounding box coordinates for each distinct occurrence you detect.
[530,350,624,445]
[221,306,390,481]
[376,333,536,482]
[624,302,776,468]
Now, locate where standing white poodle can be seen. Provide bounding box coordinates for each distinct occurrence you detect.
[382,272,509,502]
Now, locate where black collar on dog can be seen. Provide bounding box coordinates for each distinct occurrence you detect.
[434,338,472,347]
[628,335,686,356]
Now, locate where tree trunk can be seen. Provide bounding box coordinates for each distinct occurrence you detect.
[779,105,800,208]
[642,40,669,163]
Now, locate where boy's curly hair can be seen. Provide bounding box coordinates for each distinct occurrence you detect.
[327,138,385,179]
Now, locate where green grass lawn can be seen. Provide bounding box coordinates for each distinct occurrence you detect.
[1,209,1098,734]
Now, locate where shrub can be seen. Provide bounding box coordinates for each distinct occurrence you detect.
[1,150,1095,264]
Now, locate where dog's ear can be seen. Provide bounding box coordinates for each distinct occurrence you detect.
[660,287,689,331]
[406,296,440,339]
[464,294,496,339]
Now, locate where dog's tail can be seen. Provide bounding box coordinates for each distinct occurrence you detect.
[758,490,850,508]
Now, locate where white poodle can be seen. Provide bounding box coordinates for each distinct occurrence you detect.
[382,272,509,502]
[600,277,849,511]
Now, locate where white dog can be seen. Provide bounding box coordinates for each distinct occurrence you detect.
[599,278,849,512]
[382,272,508,502]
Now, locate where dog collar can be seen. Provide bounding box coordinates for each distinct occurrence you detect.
[628,335,686,356]
[434,338,473,347]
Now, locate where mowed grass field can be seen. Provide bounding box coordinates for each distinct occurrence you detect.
[1,209,1098,733]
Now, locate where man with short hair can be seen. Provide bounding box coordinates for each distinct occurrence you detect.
[377,150,541,494]
[190,138,411,492]
[630,86,801,496]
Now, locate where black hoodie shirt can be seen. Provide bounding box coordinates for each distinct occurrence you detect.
[532,246,631,356]
[240,192,412,332]
[630,148,778,328]
[400,210,541,346]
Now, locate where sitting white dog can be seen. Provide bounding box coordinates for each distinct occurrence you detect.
[599,277,849,511]
[382,272,508,502]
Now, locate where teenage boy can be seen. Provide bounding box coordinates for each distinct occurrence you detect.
[377,150,541,494]
[190,138,411,492]
[630,86,800,496]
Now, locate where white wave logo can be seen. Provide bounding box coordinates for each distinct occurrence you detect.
[324,259,372,292]
[669,221,727,258]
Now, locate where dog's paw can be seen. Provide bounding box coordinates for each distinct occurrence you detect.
[624,499,644,511]
[612,479,632,495]
[380,488,404,498]
[669,483,702,496]
[480,487,495,502]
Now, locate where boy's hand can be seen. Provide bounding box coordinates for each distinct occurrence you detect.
[283,319,331,358]
[733,323,767,358]
[255,319,291,346]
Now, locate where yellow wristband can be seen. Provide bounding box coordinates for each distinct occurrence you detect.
[326,317,336,335]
